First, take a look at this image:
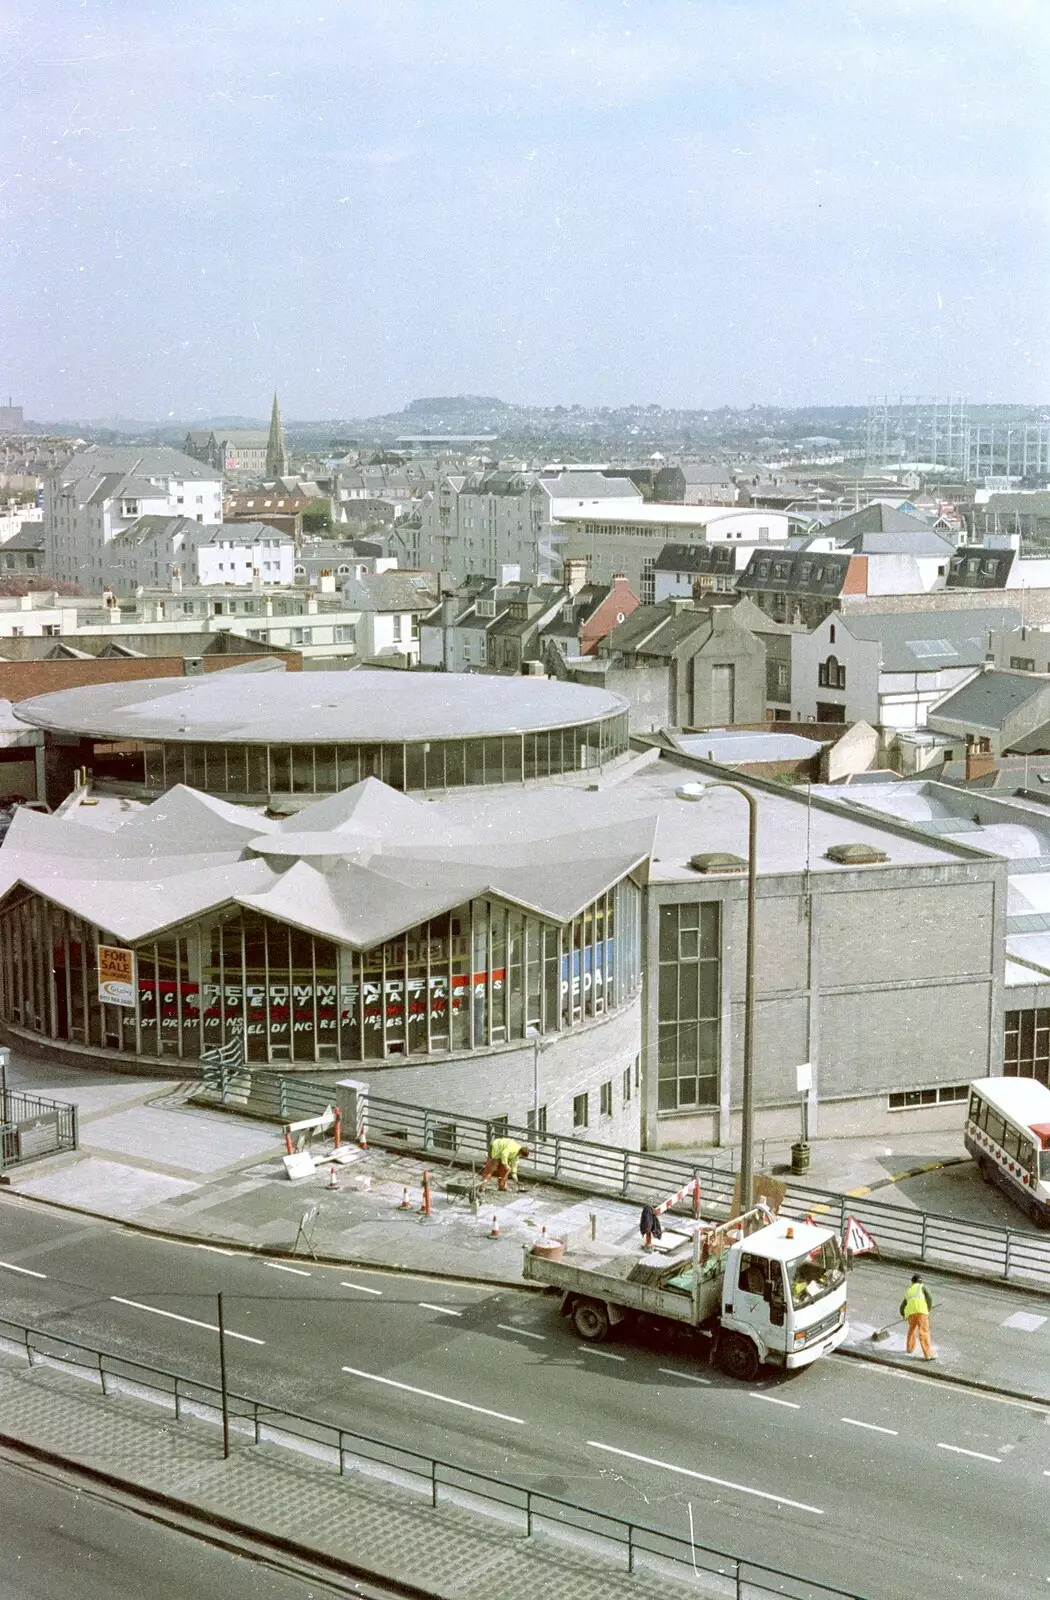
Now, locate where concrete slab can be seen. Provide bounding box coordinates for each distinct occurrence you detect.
[78,1105,280,1174]
[13,1156,197,1213]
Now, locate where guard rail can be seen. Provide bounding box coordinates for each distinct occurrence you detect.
[0,1311,872,1600]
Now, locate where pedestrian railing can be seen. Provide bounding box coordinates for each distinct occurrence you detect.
[0,1089,77,1170]
[193,1067,1050,1291]
[0,1311,872,1600]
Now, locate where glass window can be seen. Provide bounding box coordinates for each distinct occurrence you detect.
[657,902,721,1111]
[270,746,290,791]
[787,1238,846,1310]
[600,1080,613,1117]
[573,1091,589,1129]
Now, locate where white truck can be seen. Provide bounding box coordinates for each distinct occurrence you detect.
[522,1206,849,1382]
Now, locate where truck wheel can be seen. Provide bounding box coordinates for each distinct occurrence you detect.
[718,1332,760,1382]
[572,1298,610,1342]
[979,1157,995,1185]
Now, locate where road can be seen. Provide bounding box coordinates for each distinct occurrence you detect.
[0,1444,387,1599]
[0,1196,1047,1600]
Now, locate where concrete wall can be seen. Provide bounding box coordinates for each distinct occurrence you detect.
[791,616,880,724]
[348,998,642,1149]
[644,858,1005,1150]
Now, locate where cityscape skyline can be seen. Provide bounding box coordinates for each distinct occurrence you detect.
[5,0,1047,419]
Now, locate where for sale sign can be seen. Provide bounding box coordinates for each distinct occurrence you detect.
[98,945,136,1006]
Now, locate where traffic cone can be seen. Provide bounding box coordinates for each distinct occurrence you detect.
[399,1185,412,1210]
[358,1127,368,1151]
[489,1212,500,1239]
[327,1167,339,1190]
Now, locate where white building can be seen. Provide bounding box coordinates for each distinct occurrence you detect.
[554,504,790,602]
[101,517,294,596]
[45,447,223,588]
[0,505,42,545]
[791,606,1022,733]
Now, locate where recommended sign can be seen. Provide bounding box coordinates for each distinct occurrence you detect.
[98,945,136,1006]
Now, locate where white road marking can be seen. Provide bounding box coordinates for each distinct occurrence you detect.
[266,1263,311,1277]
[497,1324,547,1341]
[750,1392,801,1409]
[937,1442,1002,1464]
[341,1366,524,1425]
[841,1417,898,1436]
[829,1354,1050,1416]
[579,1346,626,1361]
[0,1261,46,1279]
[658,1368,712,1385]
[340,1281,382,1295]
[110,1297,265,1345]
[587,1441,824,1516]
[196,1245,237,1258]
[419,1302,463,1317]
[1001,1311,1047,1333]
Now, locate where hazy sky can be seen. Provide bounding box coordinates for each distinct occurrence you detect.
[3,0,1048,419]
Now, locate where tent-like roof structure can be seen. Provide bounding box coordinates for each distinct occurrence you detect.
[0,778,654,948]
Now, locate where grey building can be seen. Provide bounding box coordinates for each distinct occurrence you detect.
[927,669,1050,759]
[598,599,767,730]
[0,522,46,578]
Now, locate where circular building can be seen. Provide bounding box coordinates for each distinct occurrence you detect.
[14,669,631,801]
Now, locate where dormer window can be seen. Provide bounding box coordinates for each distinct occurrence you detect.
[122,500,138,517]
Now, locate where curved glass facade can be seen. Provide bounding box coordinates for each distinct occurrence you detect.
[133,713,631,798]
[0,882,641,1067]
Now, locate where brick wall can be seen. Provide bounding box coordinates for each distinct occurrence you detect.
[0,652,301,702]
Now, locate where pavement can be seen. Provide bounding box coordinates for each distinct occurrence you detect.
[0,1354,701,1600]
[4,1061,1050,1411]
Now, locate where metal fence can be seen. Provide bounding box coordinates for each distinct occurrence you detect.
[0,1089,78,1170]
[0,1312,872,1600]
[194,1067,1050,1291]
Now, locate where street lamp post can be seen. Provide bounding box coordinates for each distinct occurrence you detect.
[691,781,758,1211]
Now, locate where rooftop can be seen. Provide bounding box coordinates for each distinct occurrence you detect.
[554,503,773,527]
[13,667,628,744]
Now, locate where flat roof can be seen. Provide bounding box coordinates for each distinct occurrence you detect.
[13,669,628,745]
[553,504,782,527]
[675,732,824,764]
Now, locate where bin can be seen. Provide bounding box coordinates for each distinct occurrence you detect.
[790,1141,810,1176]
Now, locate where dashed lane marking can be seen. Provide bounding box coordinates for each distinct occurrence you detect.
[419,1303,463,1317]
[110,1297,264,1345]
[265,1263,311,1277]
[657,1368,712,1385]
[579,1347,626,1361]
[341,1366,524,1425]
[750,1393,801,1409]
[841,1417,898,1436]
[0,1261,46,1279]
[497,1325,547,1340]
[340,1281,382,1295]
[587,1441,824,1516]
[937,1442,1002,1464]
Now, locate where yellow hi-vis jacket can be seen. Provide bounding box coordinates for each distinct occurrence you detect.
[901,1281,931,1318]
[489,1137,523,1175]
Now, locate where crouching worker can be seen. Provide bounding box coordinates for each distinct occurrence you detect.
[481,1136,529,1192]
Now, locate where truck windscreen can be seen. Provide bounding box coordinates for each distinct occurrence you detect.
[786,1238,846,1311]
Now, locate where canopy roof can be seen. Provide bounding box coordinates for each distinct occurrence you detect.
[0,779,654,948]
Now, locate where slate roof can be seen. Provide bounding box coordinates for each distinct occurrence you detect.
[52,447,218,491]
[838,527,955,557]
[947,546,1016,588]
[821,504,934,541]
[653,543,737,575]
[930,669,1050,733]
[340,571,439,612]
[2,523,45,551]
[0,779,655,948]
[737,549,851,595]
[540,473,642,501]
[840,606,1022,673]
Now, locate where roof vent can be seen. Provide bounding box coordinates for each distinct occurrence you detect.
[824,842,888,866]
[689,851,748,874]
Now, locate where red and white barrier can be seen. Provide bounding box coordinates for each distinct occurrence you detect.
[654,1178,702,1220]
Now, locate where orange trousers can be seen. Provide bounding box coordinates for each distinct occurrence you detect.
[906,1312,933,1358]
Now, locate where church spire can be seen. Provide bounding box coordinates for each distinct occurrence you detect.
[266,391,287,480]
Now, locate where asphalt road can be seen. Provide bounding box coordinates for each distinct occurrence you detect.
[894,1157,1044,1232]
[0,1196,1047,1600]
[0,1445,377,1599]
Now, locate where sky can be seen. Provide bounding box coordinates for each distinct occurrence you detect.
[2,0,1048,419]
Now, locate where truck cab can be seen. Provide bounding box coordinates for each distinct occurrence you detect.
[719,1220,849,1380]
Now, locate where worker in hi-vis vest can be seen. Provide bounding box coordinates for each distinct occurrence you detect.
[900,1273,935,1359]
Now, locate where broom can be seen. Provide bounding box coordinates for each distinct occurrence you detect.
[869,1317,905,1343]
